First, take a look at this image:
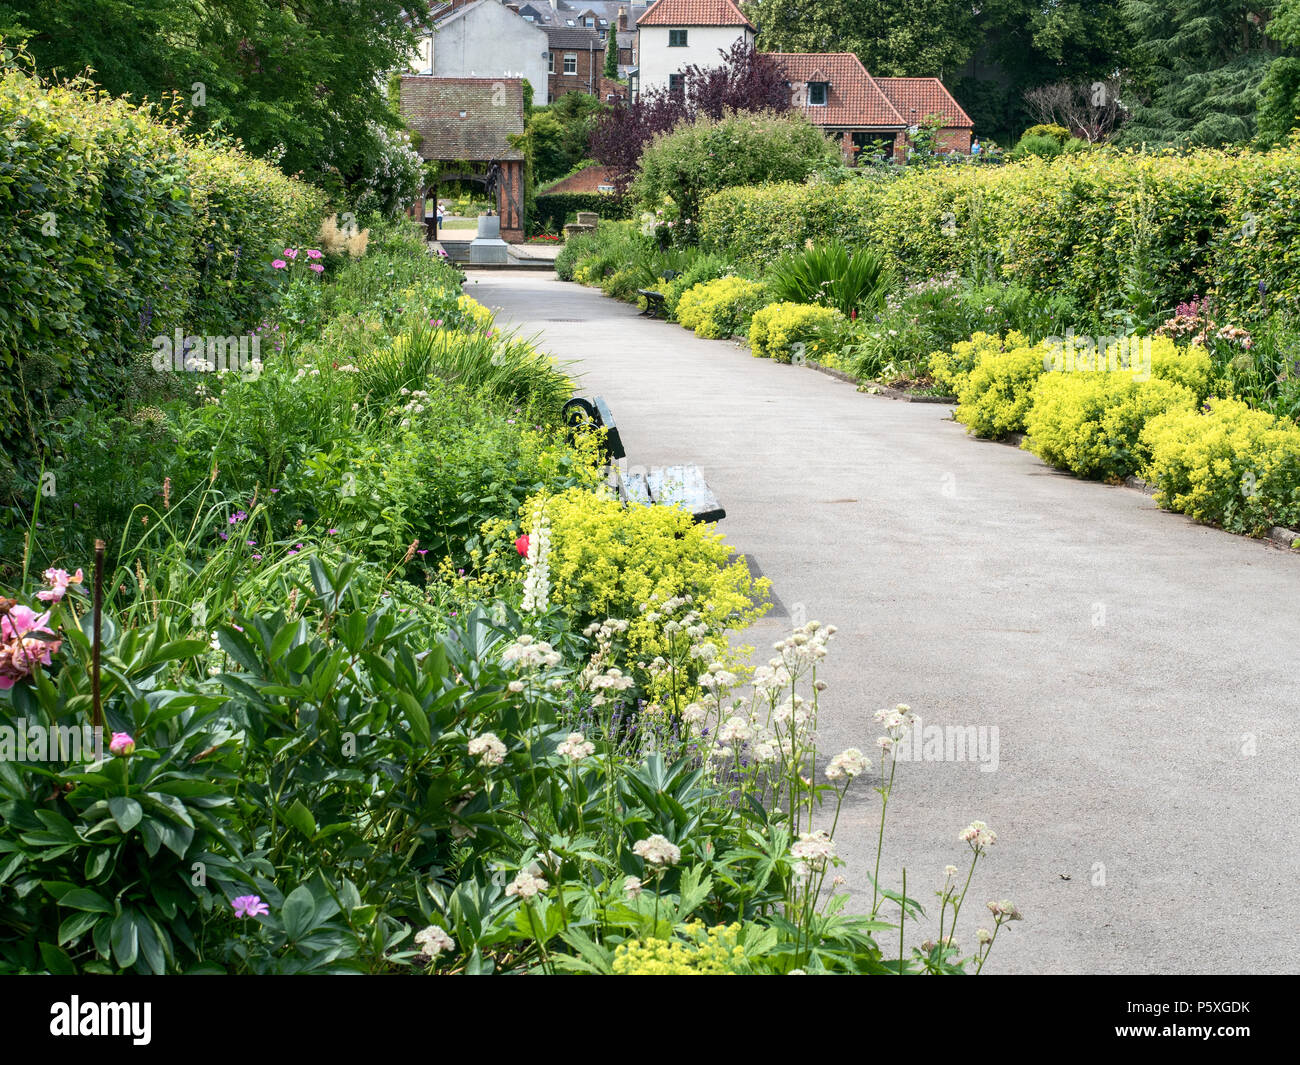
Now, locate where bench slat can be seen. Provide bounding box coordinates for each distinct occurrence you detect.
[593,395,626,460]
[647,465,726,524]
[618,469,652,507]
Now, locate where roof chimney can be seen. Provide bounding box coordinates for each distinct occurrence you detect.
[618,6,627,30]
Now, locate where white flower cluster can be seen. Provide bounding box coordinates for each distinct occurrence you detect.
[825,747,868,781]
[770,621,835,681]
[874,703,918,752]
[987,899,1022,921]
[468,731,507,767]
[960,820,997,851]
[521,502,551,614]
[791,829,836,869]
[556,732,595,762]
[500,634,562,671]
[632,834,681,868]
[414,924,455,957]
[505,870,547,900]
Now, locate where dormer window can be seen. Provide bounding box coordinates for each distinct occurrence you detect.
[808,81,828,106]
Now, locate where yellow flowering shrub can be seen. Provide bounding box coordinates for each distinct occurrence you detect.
[1025,371,1196,480]
[612,922,747,974]
[1141,398,1300,535]
[529,487,770,665]
[748,302,844,362]
[929,331,1025,397]
[674,277,769,339]
[954,340,1050,438]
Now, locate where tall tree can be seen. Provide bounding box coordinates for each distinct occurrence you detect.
[1257,1,1300,145]
[1117,1,1278,146]
[589,41,789,186]
[0,0,426,190]
[604,24,619,79]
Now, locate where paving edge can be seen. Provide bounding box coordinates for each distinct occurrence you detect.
[806,363,956,403]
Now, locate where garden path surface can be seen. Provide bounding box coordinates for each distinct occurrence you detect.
[470,268,1300,975]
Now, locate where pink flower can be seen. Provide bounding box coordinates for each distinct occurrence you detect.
[272,260,287,269]
[327,529,338,535]
[37,567,84,603]
[109,732,135,757]
[284,248,298,259]
[231,895,270,918]
[514,534,529,557]
[309,263,324,273]
[2,605,53,642]
[306,249,323,259]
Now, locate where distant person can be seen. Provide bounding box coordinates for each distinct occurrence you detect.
[971,138,982,157]
[436,202,446,231]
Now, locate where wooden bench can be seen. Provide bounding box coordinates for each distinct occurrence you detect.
[561,395,725,524]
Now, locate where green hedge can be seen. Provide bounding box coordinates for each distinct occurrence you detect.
[0,65,325,499]
[699,148,1300,323]
[534,192,632,234]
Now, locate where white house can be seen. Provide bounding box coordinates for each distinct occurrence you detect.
[411,0,553,104]
[635,0,754,96]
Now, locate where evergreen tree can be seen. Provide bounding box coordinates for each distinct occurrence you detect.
[604,26,619,80]
[1117,1,1277,146]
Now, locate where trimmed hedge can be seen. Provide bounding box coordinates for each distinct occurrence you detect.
[0,65,325,494]
[699,147,1300,322]
[534,192,632,234]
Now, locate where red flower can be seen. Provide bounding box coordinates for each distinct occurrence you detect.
[514,534,529,556]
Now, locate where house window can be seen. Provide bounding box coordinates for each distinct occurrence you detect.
[668,29,688,47]
[564,53,578,75]
[668,73,684,95]
[808,81,828,106]
[547,52,554,73]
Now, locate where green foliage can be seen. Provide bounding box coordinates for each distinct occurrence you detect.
[766,242,893,316]
[0,62,325,513]
[674,277,769,338]
[534,191,632,235]
[1118,0,1273,148]
[0,0,425,195]
[700,145,1300,326]
[748,302,845,362]
[1142,397,1300,534]
[631,110,839,241]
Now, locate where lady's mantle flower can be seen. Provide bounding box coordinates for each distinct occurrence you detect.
[826,748,868,781]
[632,834,681,868]
[556,732,594,762]
[414,924,455,957]
[468,732,507,767]
[790,830,836,869]
[505,871,547,900]
[960,820,997,851]
[232,895,269,918]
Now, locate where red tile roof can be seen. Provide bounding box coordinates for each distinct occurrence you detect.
[637,0,754,28]
[399,76,526,161]
[875,77,974,129]
[767,53,904,129]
